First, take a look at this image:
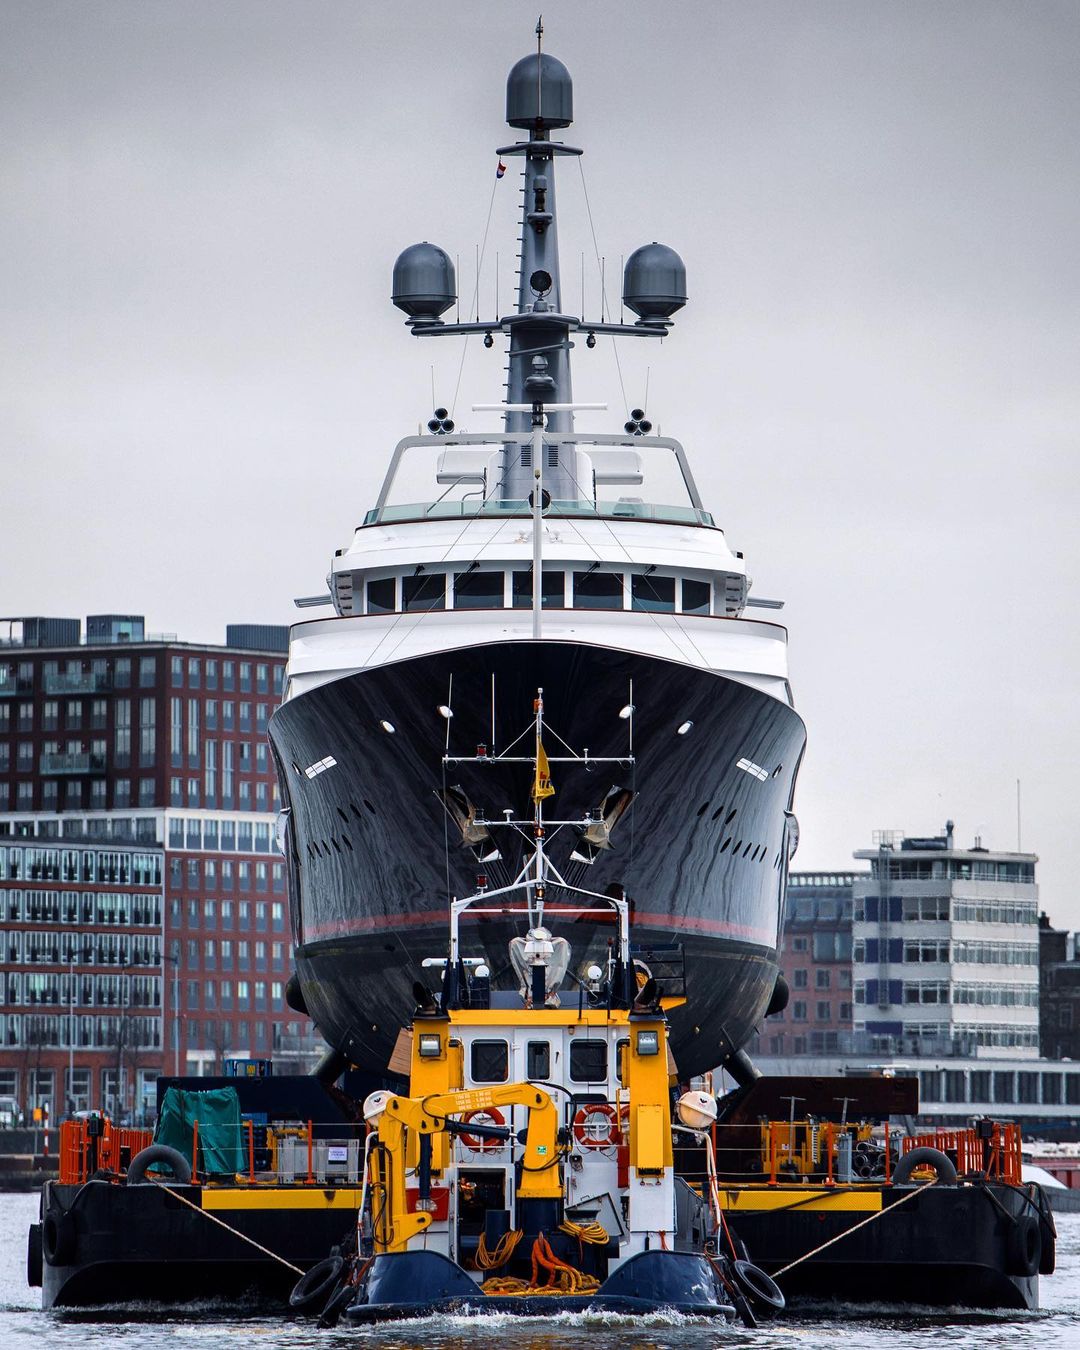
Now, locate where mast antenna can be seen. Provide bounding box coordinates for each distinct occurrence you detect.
[536,16,543,123]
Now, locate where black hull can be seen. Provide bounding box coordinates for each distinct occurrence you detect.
[270,639,805,1076]
[730,1183,1047,1311]
[37,1180,351,1309]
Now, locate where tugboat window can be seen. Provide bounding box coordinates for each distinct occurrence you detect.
[569,1039,607,1082]
[512,569,565,608]
[681,579,711,615]
[366,578,396,614]
[453,570,505,608]
[573,571,624,609]
[471,1039,509,1083]
[631,575,675,612]
[526,1041,550,1079]
[402,574,446,612]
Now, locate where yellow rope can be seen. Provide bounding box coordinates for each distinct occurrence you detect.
[558,1219,609,1246]
[475,1228,523,1269]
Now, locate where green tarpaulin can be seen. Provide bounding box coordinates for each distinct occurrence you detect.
[154,1086,244,1176]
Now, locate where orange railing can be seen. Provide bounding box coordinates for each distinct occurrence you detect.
[901,1122,1023,1184]
[58,1118,154,1183]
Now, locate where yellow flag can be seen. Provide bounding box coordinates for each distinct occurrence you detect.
[533,738,555,802]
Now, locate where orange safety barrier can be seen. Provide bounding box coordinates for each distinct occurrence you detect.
[900,1122,1023,1184]
[58,1118,154,1184]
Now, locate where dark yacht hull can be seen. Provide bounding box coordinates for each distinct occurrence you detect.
[269,639,805,1077]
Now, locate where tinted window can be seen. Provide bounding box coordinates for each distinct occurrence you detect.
[367,578,396,614]
[403,574,445,612]
[526,1041,550,1079]
[454,570,504,608]
[631,574,675,612]
[682,579,711,615]
[512,569,565,608]
[471,1039,509,1083]
[573,571,623,609]
[569,1039,607,1083]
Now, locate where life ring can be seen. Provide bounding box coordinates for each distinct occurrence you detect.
[732,1259,786,1313]
[892,1146,957,1187]
[460,1108,506,1152]
[573,1103,620,1149]
[41,1210,76,1267]
[126,1144,193,1185]
[1006,1214,1042,1278]
[289,1253,345,1313]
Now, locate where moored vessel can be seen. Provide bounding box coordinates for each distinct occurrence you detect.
[270,31,806,1085]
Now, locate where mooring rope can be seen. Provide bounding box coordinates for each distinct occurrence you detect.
[771,1179,937,1278]
[155,1182,304,1275]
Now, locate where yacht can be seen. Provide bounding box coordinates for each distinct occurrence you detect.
[269,40,806,1082]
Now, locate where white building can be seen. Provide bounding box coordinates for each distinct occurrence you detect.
[851,823,1039,1057]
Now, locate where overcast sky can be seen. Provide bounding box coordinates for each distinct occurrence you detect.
[2,1,1078,920]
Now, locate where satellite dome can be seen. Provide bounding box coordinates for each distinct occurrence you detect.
[622,243,687,324]
[506,52,573,130]
[392,242,456,323]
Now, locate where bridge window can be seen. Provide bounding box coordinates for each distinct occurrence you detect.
[402,574,445,612]
[631,575,675,612]
[569,1039,607,1083]
[573,571,624,609]
[512,569,565,608]
[470,1039,508,1083]
[681,579,711,615]
[453,570,505,608]
[366,578,396,614]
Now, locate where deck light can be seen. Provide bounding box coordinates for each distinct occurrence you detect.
[380,720,396,734]
[618,704,634,720]
[418,1033,442,1058]
[586,964,603,982]
[636,1030,660,1056]
[677,721,694,736]
[437,705,454,719]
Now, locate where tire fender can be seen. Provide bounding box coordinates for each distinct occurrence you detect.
[1006,1214,1042,1278]
[290,1253,346,1314]
[892,1146,958,1186]
[733,1259,786,1313]
[41,1210,76,1267]
[127,1144,193,1185]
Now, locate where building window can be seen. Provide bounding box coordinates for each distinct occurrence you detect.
[792,969,808,989]
[792,1001,807,1021]
[171,656,183,688]
[815,970,831,989]
[815,1001,831,1021]
[139,657,156,688]
[139,698,156,767]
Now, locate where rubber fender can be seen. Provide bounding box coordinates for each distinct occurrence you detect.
[1006,1214,1042,1278]
[892,1146,958,1186]
[316,1275,358,1328]
[41,1210,76,1267]
[733,1259,786,1313]
[1038,1215,1056,1276]
[127,1144,193,1185]
[765,972,789,1018]
[289,1253,345,1314]
[286,972,308,1016]
[26,1222,43,1286]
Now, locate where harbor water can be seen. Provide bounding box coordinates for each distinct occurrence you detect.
[3,1192,1080,1348]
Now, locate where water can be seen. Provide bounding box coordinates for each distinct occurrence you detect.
[3,1190,1080,1349]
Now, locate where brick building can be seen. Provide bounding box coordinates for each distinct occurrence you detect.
[0,614,319,1122]
[755,871,860,1056]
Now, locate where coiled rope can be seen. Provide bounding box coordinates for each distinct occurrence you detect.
[474,1228,523,1269]
[483,1233,600,1296]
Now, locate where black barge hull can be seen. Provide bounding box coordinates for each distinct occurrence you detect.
[731,1182,1050,1311]
[36,1179,357,1309]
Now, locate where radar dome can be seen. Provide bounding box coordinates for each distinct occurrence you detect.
[392,242,456,323]
[622,243,687,324]
[506,53,573,129]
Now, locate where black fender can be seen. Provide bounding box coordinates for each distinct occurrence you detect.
[41,1209,76,1267]
[127,1144,192,1185]
[26,1222,43,1286]
[1006,1213,1042,1277]
[892,1146,957,1186]
[290,1253,346,1314]
[733,1259,785,1313]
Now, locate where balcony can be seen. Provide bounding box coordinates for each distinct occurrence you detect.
[0,674,32,697]
[44,671,110,694]
[39,751,107,775]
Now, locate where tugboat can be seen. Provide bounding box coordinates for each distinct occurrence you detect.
[299,696,772,1323]
[269,28,806,1086]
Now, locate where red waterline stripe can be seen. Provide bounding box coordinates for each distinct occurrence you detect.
[303,908,774,946]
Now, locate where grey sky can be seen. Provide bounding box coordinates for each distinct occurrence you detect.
[2,2,1078,919]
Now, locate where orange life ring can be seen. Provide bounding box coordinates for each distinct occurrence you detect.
[460,1107,506,1152]
[573,1103,620,1149]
